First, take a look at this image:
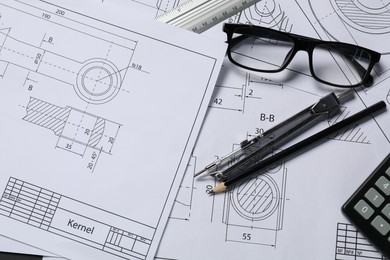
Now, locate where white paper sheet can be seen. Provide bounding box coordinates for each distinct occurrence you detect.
[0,0,226,259]
[3,1,390,260]
[0,235,61,257]
[156,1,390,259]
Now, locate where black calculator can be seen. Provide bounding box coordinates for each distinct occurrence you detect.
[342,153,390,258]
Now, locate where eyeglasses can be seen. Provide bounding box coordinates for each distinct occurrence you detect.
[223,23,381,88]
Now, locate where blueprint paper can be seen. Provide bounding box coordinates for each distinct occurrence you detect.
[0,0,226,259]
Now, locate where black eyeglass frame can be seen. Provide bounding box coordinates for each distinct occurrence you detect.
[223,23,381,88]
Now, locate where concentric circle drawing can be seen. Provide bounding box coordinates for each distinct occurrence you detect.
[75,58,121,104]
[240,1,293,33]
[309,0,390,53]
[242,0,277,26]
[230,174,280,221]
[354,0,390,14]
[330,0,390,33]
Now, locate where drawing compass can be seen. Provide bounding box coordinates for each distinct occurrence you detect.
[195,90,354,181]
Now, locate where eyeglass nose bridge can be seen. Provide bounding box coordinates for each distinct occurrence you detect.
[281,35,320,70]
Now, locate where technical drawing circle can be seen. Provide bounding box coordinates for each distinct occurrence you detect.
[242,0,277,25]
[81,66,113,96]
[309,0,390,53]
[355,0,390,14]
[263,158,283,174]
[75,59,121,104]
[230,174,280,221]
[330,0,390,33]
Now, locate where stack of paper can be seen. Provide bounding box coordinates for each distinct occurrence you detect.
[0,0,226,259]
[3,1,390,260]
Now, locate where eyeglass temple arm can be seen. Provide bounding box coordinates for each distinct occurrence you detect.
[338,48,374,87]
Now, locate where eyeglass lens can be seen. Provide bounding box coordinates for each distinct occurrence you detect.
[229,28,373,87]
[229,30,294,71]
[312,44,371,86]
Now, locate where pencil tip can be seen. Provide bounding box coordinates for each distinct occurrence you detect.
[212,182,226,193]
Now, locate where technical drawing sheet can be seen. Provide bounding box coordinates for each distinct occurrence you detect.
[155,1,390,260]
[75,1,390,259]
[3,1,390,260]
[0,0,227,259]
[0,234,59,257]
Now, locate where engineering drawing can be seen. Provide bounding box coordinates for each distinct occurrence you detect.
[335,223,385,260]
[23,97,120,157]
[0,1,137,170]
[22,97,121,171]
[222,156,287,246]
[0,13,136,104]
[0,177,154,260]
[102,0,390,259]
[169,156,197,221]
[162,1,390,257]
[240,0,293,31]
[4,0,388,259]
[330,0,390,35]
[0,0,227,259]
[304,0,390,137]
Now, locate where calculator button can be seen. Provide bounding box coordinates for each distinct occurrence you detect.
[375,176,390,196]
[382,204,390,220]
[365,188,385,208]
[371,215,390,236]
[354,200,374,220]
[386,166,390,177]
